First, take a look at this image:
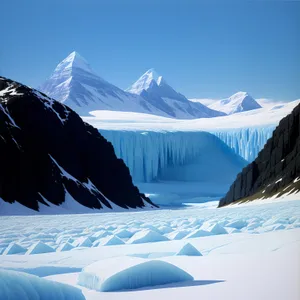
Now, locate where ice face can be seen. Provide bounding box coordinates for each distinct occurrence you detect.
[100,130,247,183]
[211,126,275,162]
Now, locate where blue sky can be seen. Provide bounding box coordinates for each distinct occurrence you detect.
[1,0,299,100]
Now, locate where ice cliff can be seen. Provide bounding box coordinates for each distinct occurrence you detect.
[100,130,247,184]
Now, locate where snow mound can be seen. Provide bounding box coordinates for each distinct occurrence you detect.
[127,230,169,244]
[185,229,211,239]
[176,243,203,256]
[74,237,93,248]
[0,269,84,300]
[77,257,193,292]
[92,230,112,239]
[26,241,55,255]
[166,230,190,240]
[57,242,74,252]
[3,243,27,255]
[158,225,173,234]
[225,227,241,234]
[201,222,228,235]
[99,235,125,246]
[226,219,247,229]
[114,229,134,239]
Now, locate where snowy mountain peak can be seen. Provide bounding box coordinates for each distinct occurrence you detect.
[53,51,94,75]
[127,68,163,94]
[230,91,249,100]
[209,91,262,115]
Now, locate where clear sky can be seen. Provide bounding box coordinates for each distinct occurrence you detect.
[1,0,299,100]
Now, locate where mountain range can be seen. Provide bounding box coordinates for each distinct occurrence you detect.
[39,52,262,119]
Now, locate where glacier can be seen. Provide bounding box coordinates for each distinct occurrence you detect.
[100,127,273,184]
[100,130,246,184]
[210,126,275,162]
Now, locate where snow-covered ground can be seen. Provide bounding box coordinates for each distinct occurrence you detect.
[83,99,299,131]
[0,197,299,299]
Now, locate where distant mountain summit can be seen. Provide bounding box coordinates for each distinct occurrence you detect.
[209,92,262,115]
[39,52,166,117]
[127,68,163,94]
[127,69,225,119]
[40,54,224,119]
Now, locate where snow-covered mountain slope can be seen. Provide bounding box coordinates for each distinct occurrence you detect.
[39,52,168,117]
[189,98,217,106]
[219,102,300,206]
[209,92,262,115]
[127,69,226,119]
[0,76,155,215]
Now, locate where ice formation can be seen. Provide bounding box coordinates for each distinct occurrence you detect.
[176,243,203,256]
[185,229,211,239]
[0,269,85,300]
[100,130,246,183]
[26,241,55,255]
[127,229,169,244]
[77,257,193,291]
[99,235,125,246]
[57,242,74,252]
[201,222,228,235]
[211,126,275,162]
[3,243,27,255]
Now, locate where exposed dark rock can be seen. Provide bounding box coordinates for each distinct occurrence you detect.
[0,76,156,212]
[219,103,300,207]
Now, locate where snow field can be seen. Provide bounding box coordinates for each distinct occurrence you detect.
[0,199,299,299]
[0,199,299,257]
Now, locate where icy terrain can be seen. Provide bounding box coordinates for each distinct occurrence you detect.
[0,197,299,299]
[84,101,298,165]
[212,126,274,161]
[81,102,298,205]
[99,130,246,205]
[100,130,246,182]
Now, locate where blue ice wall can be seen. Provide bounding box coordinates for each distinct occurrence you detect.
[100,130,246,183]
[210,126,275,162]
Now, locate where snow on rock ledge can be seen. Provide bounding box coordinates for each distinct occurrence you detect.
[78,257,193,292]
[0,269,85,300]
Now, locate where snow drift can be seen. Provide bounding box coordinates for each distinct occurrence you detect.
[0,269,84,300]
[78,257,193,291]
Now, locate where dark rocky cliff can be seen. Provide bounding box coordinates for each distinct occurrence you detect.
[0,77,156,212]
[219,103,300,207]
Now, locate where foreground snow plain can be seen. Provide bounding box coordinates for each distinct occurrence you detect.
[0,195,299,300]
